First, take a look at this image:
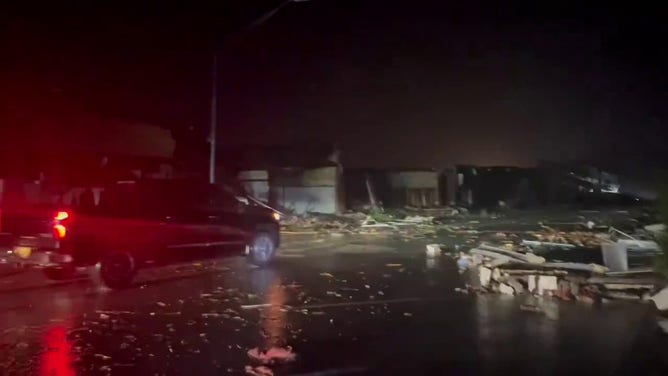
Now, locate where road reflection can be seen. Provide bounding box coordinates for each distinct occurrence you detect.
[250,267,288,347]
[40,325,75,376]
[475,295,558,374]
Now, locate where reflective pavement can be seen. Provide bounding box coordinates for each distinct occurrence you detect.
[0,234,666,375]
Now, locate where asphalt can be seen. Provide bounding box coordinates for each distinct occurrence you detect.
[0,230,667,375]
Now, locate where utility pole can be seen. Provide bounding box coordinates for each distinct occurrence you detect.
[209,54,218,184]
[208,0,309,184]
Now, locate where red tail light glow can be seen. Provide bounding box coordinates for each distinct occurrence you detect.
[53,211,70,240]
[53,224,67,239]
[54,211,69,221]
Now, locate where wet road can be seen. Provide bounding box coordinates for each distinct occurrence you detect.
[0,233,666,375]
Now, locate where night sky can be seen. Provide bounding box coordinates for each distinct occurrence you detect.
[3,1,667,170]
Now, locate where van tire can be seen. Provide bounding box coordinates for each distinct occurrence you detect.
[247,231,277,266]
[100,252,136,289]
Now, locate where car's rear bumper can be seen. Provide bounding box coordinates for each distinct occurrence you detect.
[2,235,72,267]
[5,249,73,266]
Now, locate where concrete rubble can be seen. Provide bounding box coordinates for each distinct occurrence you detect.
[456,223,667,304]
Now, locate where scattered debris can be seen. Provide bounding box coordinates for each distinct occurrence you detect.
[530,229,605,248]
[454,287,469,294]
[519,304,543,313]
[479,266,492,287]
[554,280,574,300]
[15,342,29,349]
[528,275,558,295]
[281,206,460,235]
[644,223,666,237]
[602,239,661,272]
[477,244,546,264]
[241,303,284,310]
[247,346,297,364]
[94,310,135,315]
[522,240,576,249]
[657,318,668,334]
[426,244,441,258]
[94,353,112,361]
[245,365,274,376]
[498,283,514,295]
[202,312,222,318]
[504,277,525,294]
[651,286,668,311]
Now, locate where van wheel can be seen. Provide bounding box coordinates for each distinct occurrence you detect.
[100,252,136,289]
[44,266,76,280]
[247,232,276,266]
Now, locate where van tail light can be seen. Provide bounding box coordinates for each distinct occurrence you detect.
[53,224,67,239]
[52,211,70,240]
[54,211,69,221]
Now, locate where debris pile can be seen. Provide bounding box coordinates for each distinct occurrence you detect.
[280,214,358,233]
[456,243,664,303]
[280,210,447,238]
[527,228,605,248]
[404,205,463,218]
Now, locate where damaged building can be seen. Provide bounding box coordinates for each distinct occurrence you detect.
[221,144,344,214]
[455,165,543,208]
[453,162,657,209]
[344,168,443,209]
[387,169,440,207]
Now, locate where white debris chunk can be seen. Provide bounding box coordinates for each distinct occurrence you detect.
[479,266,492,287]
[457,256,472,270]
[468,249,515,265]
[498,283,515,295]
[16,342,29,349]
[651,286,668,311]
[245,365,274,376]
[425,244,441,258]
[657,318,668,334]
[491,268,502,282]
[536,276,558,295]
[478,244,546,264]
[94,353,112,361]
[528,275,537,293]
[202,312,221,318]
[644,223,666,236]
